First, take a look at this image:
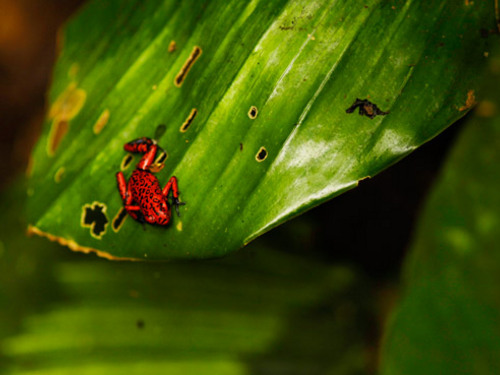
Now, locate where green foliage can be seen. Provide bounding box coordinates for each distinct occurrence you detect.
[27,0,492,259]
[381,53,500,374]
[2,183,372,374]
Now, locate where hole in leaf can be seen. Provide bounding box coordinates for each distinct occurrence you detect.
[255,147,268,162]
[81,202,109,239]
[174,46,202,87]
[248,106,258,119]
[180,108,198,132]
[112,207,128,232]
[121,154,134,170]
[149,149,168,173]
[155,151,167,164]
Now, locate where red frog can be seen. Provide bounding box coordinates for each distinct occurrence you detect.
[116,137,184,226]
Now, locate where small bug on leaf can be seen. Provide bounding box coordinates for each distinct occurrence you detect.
[346,98,389,119]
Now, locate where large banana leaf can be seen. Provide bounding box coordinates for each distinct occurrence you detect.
[27,0,493,259]
[381,52,500,374]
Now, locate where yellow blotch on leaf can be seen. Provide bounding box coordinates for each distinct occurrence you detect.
[54,167,65,183]
[47,82,86,156]
[93,109,110,134]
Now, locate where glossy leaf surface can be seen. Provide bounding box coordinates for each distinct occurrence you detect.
[27,0,493,259]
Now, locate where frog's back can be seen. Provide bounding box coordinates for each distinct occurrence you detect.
[129,169,162,207]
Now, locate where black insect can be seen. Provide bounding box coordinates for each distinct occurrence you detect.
[346,98,389,119]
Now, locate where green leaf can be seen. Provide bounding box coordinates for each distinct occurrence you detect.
[381,53,500,374]
[27,0,493,259]
[2,179,372,373]
[2,249,371,374]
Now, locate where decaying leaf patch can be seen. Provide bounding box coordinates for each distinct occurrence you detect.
[47,82,86,156]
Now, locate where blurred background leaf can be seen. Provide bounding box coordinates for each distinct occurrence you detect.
[381,50,500,374]
[27,0,493,259]
[2,180,375,374]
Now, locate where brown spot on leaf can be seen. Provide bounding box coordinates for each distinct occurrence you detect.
[47,82,86,155]
[168,40,177,53]
[48,120,69,155]
[458,90,476,111]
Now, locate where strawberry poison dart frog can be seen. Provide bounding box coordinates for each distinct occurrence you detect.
[116,137,185,226]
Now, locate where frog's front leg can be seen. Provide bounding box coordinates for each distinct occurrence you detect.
[162,176,185,217]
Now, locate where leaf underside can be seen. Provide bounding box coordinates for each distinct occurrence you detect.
[28,0,494,259]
